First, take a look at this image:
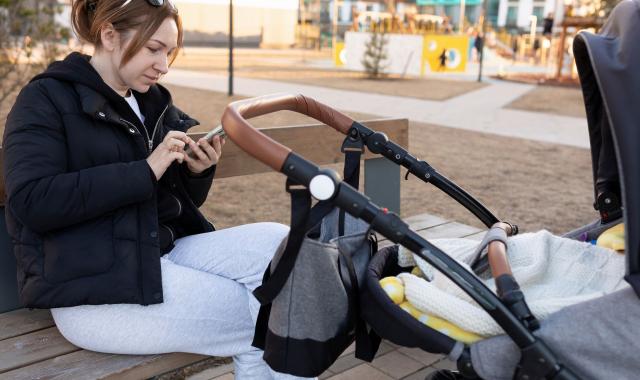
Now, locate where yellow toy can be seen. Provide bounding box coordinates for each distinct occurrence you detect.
[379,276,405,305]
[596,223,625,252]
[411,266,425,278]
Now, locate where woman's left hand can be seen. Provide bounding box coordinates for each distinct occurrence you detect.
[183,135,225,174]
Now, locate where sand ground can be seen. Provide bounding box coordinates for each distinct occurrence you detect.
[506,86,587,118]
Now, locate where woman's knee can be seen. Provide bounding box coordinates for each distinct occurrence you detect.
[253,222,289,238]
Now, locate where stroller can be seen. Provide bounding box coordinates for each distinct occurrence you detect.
[219,2,640,378]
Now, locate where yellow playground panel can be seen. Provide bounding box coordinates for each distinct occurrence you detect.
[422,35,469,74]
[333,41,345,67]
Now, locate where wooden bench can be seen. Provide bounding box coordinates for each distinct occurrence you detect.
[0,119,408,379]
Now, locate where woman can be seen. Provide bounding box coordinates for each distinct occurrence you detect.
[3,1,308,378]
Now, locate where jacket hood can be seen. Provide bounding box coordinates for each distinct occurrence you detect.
[574,0,640,295]
[31,52,127,106]
[30,52,181,134]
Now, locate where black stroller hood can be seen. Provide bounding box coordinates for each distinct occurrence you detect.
[573,0,640,296]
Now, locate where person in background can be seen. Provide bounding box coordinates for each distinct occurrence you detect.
[543,12,555,37]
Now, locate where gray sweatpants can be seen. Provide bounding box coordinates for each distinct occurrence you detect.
[52,222,313,380]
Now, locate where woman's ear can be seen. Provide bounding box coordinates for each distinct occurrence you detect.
[99,23,119,52]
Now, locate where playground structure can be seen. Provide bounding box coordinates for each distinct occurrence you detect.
[493,13,604,82]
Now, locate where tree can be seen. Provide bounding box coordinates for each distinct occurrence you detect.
[0,0,70,110]
[361,25,388,79]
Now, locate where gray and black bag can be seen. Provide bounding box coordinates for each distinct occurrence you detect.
[252,146,381,377]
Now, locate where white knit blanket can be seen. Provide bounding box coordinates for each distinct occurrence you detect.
[397,230,628,336]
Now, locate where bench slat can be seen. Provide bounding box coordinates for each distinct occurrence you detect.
[378,214,451,248]
[0,350,207,380]
[415,221,482,240]
[378,220,483,250]
[401,214,450,231]
[0,327,80,374]
[0,309,54,341]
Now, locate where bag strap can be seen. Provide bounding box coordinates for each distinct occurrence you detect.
[253,180,313,304]
[252,267,272,349]
[253,137,363,304]
[339,144,363,236]
[338,235,381,361]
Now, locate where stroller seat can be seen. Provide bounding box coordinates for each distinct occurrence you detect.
[397,231,627,337]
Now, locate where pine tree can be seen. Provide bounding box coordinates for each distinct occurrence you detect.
[361,26,388,79]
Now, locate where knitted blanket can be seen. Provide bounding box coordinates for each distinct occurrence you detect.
[397,230,628,336]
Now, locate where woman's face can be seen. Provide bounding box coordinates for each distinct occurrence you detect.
[115,17,178,93]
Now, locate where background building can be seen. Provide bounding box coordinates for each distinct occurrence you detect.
[174,0,298,47]
[496,0,559,30]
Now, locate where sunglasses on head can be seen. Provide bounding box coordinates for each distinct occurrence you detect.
[120,0,165,8]
[87,0,165,13]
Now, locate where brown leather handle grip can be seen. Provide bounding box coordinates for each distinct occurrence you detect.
[487,222,516,278]
[221,93,354,171]
[488,241,512,277]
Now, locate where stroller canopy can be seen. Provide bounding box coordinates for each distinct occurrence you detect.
[573,0,640,297]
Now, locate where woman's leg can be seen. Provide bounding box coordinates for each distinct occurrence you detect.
[52,257,256,356]
[166,222,308,379]
[166,222,289,324]
[52,222,310,379]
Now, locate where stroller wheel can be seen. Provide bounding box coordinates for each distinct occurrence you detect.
[425,369,480,380]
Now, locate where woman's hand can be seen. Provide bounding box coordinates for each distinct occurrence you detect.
[146,131,189,180]
[183,135,225,174]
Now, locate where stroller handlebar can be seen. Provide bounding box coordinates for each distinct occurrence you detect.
[221,93,354,171]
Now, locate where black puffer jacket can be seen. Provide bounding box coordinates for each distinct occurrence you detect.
[3,53,215,308]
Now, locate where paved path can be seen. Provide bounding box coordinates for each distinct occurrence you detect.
[163,69,589,148]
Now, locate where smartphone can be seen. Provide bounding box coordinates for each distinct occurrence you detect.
[185,125,226,158]
[202,125,227,141]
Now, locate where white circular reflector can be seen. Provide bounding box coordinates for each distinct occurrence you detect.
[309,174,336,201]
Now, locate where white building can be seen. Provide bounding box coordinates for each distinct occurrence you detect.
[173,0,298,47]
[496,0,564,30]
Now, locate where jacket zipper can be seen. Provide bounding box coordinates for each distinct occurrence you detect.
[150,105,170,151]
[119,104,169,154]
[120,118,150,154]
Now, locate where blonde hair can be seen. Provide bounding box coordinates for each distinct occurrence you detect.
[71,0,183,66]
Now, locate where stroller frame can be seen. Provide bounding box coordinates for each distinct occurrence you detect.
[221,93,580,380]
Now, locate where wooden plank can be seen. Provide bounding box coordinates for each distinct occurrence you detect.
[402,213,449,231]
[0,309,54,341]
[415,221,482,240]
[0,350,208,380]
[197,118,409,179]
[0,327,80,374]
[463,230,487,241]
[377,213,450,248]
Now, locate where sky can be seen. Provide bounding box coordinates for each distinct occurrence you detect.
[173,0,299,9]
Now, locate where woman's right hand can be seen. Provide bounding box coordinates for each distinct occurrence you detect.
[146,131,189,180]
